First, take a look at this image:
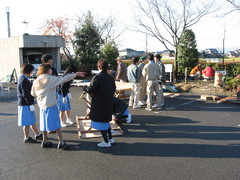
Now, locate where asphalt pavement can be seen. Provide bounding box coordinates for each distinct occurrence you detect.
[0,84,240,180]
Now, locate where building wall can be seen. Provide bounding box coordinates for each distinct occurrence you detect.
[0,35,65,80]
[0,36,22,80]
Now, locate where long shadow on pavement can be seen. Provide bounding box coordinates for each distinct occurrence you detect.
[165,94,240,112]
[63,115,240,158]
[68,141,240,158]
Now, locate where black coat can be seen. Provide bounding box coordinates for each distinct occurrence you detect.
[17,75,34,106]
[88,71,116,123]
[57,80,72,97]
[51,67,58,76]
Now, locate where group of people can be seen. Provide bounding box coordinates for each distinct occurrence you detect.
[17,54,84,149]
[17,52,167,148]
[190,64,215,80]
[115,53,166,111]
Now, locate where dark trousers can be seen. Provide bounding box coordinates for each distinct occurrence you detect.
[100,127,112,143]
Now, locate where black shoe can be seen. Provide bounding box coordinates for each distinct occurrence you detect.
[35,134,43,140]
[41,141,53,148]
[47,130,56,134]
[24,137,37,143]
[57,141,70,150]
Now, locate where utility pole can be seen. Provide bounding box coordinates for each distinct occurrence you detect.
[6,7,11,37]
[145,34,148,53]
[222,28,226,70]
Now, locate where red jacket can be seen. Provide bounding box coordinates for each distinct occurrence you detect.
[202,66,215,77]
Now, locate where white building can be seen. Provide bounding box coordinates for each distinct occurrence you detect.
[119,48,145,57]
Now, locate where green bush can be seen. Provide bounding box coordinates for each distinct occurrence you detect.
[225,77,240,91]
[225,63,240,77]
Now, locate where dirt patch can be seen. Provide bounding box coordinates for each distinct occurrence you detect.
[175,80,237,97]
[175,83,196,92]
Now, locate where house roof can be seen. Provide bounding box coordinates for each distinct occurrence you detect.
[119,48,136,52]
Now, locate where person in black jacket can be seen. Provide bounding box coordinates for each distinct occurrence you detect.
[17,64,42,143]
[113,97,131,123]
[41,54,58,76]
[84,59,116,148]
[57,65,78,127]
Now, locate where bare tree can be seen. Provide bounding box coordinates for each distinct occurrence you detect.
[225,0,240,14]
[226,0,240,9]
[96,16,121,45]
[76,11,121,47]
[133,0,218,80]
[38,17,74,60]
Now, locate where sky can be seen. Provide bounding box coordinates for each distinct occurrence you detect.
[0,0,240,53]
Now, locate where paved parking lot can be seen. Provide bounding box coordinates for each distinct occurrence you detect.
[0,85,240,180]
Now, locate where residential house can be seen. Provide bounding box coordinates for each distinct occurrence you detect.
[199,48,221,58]
[226,51,238,58]
[156,50,175,59]
[234,49,240,56]
[119,48,145,58]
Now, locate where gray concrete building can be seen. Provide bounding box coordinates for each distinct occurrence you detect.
[0,34,65,81]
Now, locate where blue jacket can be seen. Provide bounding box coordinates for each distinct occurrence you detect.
[157,60,166,82]
[127,64,140,83]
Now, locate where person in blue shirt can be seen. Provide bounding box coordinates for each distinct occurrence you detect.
[127,56,141,109]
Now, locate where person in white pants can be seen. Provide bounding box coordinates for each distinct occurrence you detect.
[154,54,166,109]
[138,56,148,105]
[127,56,141,109]
[142,54,162,111]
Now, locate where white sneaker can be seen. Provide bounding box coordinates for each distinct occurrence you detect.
[108,138,115,144]
[157,107,163,110]
[145,107,153,111]
[126,114,132,123]
[133,105,141,109]
[61,122,68,127]
[97,141,111,148]
[152,104,159,108]
[138,101,146,106]
[129,103,133,107]
[66,119,75,125]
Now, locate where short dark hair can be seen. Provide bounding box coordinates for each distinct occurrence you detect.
[154,54,162,59]
[148,53,154,61]
[132,56,139,64]
[20,64,34,74]
[64,64,78,74]
[41,54,53,63]
[97,59,108,72]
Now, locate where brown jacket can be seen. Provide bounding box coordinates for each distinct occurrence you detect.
[115,62,128,82]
